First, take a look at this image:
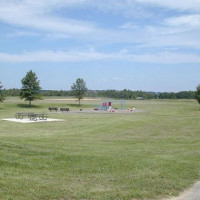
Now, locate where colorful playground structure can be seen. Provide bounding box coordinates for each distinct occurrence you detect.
[93,100,126,111]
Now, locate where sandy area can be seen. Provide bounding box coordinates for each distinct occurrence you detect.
[47,98,101,101]
[2,118,65,123]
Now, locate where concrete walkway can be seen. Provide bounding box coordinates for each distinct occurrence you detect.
[2,118,65,123]
[163,181,200,200]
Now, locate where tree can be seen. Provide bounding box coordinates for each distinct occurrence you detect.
[71,78,87,106]
[0,82,5,102]
[20,70,42,106]
[196,84,200,104]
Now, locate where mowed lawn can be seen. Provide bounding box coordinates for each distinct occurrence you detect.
[0,98,200,200]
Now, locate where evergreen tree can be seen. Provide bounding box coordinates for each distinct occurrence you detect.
[20,70,42,106]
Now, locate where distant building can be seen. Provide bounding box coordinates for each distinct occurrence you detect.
[136,97,145,100]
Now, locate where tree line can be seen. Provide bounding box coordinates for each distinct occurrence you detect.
[0,70,200,106]
[2,88,196,100]
[97,90,197,99]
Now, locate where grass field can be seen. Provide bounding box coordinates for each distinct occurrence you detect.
[0,97,200,200]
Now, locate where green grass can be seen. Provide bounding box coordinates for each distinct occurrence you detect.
[0,97,200,200]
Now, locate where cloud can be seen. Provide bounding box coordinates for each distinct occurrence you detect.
[0,0,98,37]
[0,50,111,62]
[165,14,200,28]
[7,30,40,37]
[136,0,200,12]
[0,0,200,54]
[118,19,200,49]
[87,0,151,19]
[119,23,139,29]
[0,50,200,64]
[0,0,140,42]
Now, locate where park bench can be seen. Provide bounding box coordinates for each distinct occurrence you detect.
[48,107,58,112]
[60,108,69,112]
[15,113,48,121]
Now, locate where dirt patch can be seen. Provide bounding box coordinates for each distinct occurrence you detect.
[47,98,101,101]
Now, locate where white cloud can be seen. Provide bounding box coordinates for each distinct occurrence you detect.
[125,52,200,64]
[165,14,200,27]
[141,33,200,49]
[119,23,139,29]
[0,0,98,37]
[136,0,200,12]
[0,50,200,64]
[0,0,200,54]
[0,0,140,42]
[0,50,111,62]
[118,20,200,49]
[8,30,40,37]
[119,49,129,54]
[88,0,151,19]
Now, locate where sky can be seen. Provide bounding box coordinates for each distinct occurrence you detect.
[0,0,200,92]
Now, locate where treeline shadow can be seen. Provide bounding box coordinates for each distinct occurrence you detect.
[16,104,41,109]
[66,104,82,108]
[66,104,91,108]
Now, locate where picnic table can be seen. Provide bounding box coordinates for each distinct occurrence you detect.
[60,108,69,112]
[15,113,48,121]
[15,113,34,119]
[30,113,48,121]
[49,107,58,112]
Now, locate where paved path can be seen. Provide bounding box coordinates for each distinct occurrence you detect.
[163,182,200,200]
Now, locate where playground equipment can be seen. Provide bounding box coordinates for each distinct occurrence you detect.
[93,100,126,111]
